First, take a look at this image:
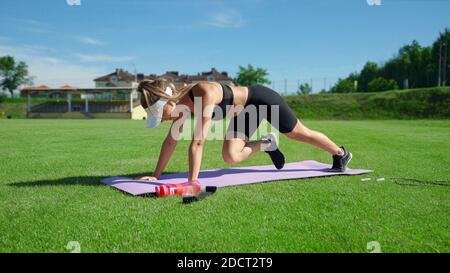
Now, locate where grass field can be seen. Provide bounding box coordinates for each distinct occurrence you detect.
[286,87,450,119]
[0,119,449,253]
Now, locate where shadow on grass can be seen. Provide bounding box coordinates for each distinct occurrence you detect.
[7,172,178,188]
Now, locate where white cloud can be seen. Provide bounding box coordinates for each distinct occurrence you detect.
[14,18,48,26]
[75,54,135,62]
[14,18,52,34]
[0,43,107,88]
[17,26,51,34]
[207,9,245,28]
[78,36,105,45]
[0,36,12,42]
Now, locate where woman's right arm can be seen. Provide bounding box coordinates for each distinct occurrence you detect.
[152,132,178,179]
[137,115,185,181]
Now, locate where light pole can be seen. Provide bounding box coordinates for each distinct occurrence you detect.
[131,63,137,115]
[438,43,442,87]
[443,43,448,86]
[132,63,137,83]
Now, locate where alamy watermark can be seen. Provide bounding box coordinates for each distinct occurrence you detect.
[66,0,81,6]
[166,97,280,146]
[66,241,81,253]
[367,241,382,253]
[367,0,381,6]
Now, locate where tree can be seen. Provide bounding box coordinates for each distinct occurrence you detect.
[235,64,271,86]
[0,93,7,103]
[337,29,450,91]
[330,78,357,93]
[330,72,358,93]
[367,77,399,92]
[358,61,380,92]
[432,28,450,87]
[0,56,32,98]
[381,40,439,89]
[296,83,312,95]
[397,40,424,88]
[421,47,435,87]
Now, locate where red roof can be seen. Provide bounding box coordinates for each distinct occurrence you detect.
[94,69,135,82]
[60,84,75,89]
[21,85,50,91]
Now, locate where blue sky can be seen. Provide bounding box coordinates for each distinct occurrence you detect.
[0,0,449,91]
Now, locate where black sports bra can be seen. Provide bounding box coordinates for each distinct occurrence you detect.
[188,83,234,120]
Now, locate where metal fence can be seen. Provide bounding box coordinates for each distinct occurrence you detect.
[267,77,341,96]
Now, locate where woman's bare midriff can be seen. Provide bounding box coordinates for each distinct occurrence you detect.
[230,85,249,110]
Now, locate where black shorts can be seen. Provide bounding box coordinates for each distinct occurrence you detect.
[226,85,298,139]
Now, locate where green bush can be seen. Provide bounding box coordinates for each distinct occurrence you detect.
[0,93,7,103]
[285,87,450,119]
[332,78,357,93]
[0,102,27,118]
[367,77,399,92]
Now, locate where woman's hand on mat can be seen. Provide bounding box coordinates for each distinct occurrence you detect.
[136,176,158,182]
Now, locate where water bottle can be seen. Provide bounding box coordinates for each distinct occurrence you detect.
[155,180,201,197]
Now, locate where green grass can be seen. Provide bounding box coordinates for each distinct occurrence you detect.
[0,119,449,253]
[285,87,450,119]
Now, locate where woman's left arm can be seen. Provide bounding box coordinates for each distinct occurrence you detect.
[188,93,214,181]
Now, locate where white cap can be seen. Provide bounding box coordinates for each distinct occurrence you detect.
[146,86,173,128]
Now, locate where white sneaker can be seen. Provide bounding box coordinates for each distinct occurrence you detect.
[261,132,285,170]
[261,132,279,152]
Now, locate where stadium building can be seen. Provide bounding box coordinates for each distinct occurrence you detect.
[21,68,233,119]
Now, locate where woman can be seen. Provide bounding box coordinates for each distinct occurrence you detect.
[136,78,352,182]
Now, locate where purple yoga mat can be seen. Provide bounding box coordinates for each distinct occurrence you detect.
[101,160,372,196]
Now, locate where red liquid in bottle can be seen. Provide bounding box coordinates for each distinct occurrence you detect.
[155,180,201,197]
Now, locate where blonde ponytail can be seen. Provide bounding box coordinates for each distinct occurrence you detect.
[137,78,196,109]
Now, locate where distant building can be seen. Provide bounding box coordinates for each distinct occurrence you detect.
[195,68,233,84]
[20,68,234,120]
[21,85,140,120]
[94,67,234,89]
[94,68,137,88]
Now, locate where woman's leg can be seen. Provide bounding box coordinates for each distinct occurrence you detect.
[222,84,349,170]
[284,119,342,155]
[222,131,285,171]
[284,120,352,171]
[222,133,269,164]
[222,107,269,164]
